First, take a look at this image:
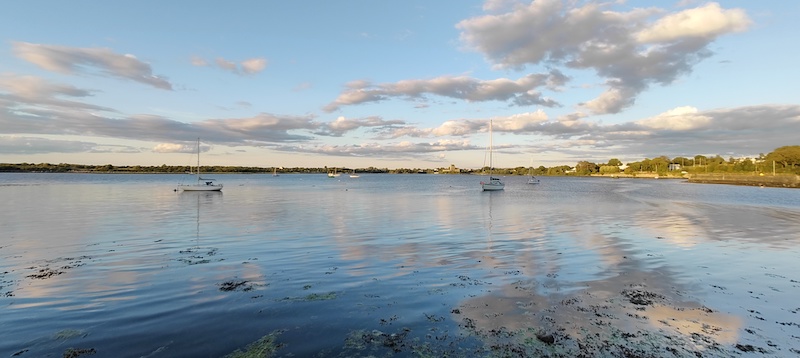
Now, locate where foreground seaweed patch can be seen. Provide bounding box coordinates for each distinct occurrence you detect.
[219,279,253,292]
[218,279,271,292]
[452,272,749,357]
[279,291,337,302]
[62,347,96,358]
[2,270,15,297]
[338,326,486,357]
[223,330,285,358]
[344,328,411,353]
[177,247,220,265]
[25,256,92,280]
[53,329,88,340]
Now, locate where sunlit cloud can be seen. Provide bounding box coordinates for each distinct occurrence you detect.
[637,106,711,131]
[457,1,752,115]
[192,55,269,76]
[319,116,407,137]
[636,3,751,43]
[12,42,173,90]
[323,71,565,112]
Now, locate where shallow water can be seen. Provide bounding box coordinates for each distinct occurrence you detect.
[1,173,799,357]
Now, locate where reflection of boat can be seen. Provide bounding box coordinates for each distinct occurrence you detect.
[349,170,359,178]
[527,158,540,184]
[481,120,504,191]
[178,191,221,264]
[328,168,340,178]
[178,138,223,191]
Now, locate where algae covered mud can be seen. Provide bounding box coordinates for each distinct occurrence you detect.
[1,173,800,357]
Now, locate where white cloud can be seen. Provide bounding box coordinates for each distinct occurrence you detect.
[321,115,406,136]
[636,3,751,43]
[457,1,752,115]
[323,71,564,112]
[195,56,268,75]
[241,58,268,74]
[637,106,711,131]
[153,143,193,153]
[493,110,549,131]
[12,42,173,90]
[0,74,115,113]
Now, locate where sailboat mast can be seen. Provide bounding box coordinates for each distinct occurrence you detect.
[196,138,201,179]
[489,120,493,174]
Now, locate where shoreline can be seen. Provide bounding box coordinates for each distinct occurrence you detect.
[592,172,800,188]
[3,171,799,189]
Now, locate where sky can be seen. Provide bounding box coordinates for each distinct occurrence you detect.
[1,0,799,169]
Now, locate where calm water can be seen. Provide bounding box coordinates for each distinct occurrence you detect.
[1,173,799,357]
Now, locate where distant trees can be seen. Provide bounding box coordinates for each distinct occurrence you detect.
[599,165,620,174]
[575,161,599,175]
[2,145,798,175]
[764,146,800,172]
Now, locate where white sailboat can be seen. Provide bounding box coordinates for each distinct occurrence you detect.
[481,120,505,191]
[328,168,340,178]
[349,169,359,178]
[178,138,223,192]
[273,167,279,177]
[527,158,540,184]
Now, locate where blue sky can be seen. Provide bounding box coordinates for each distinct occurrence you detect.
[1,0,798,169]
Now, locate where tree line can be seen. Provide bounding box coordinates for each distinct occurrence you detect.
[563,145,800,176]
[2,146,798,176]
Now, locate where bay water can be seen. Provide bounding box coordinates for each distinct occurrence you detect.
[1,173,799,357]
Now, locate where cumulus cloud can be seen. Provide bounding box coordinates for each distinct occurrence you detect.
[12,42,173,90]
[371,110,551,140]
[457,1,752,115]
[636,3,751,43]
[636,106,712,130]
[320,116,407,136]
[323,71,565,112]
[152,142,193,154]
[193,56,268,75]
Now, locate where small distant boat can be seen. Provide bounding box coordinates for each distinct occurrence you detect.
[480,120,504,191]
[273,167,279,177]
[328,168,340,178]
[349,170,359,178]
[526,159,540,184]
[178,138,223,192]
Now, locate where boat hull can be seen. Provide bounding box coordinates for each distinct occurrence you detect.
[481,178,505,191]
[179,184,223,191]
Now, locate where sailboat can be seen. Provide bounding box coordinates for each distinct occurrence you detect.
[480,120,505,191]
[349,169,359,178]
[178,138,223,191]
[327,168,340,178]
[273,167,279,177]
[527,158,540,184]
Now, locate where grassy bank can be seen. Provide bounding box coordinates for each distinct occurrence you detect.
[688,173,800,188]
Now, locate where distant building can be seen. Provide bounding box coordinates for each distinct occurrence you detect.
[442,164,460,173]
[668,163,682,171]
